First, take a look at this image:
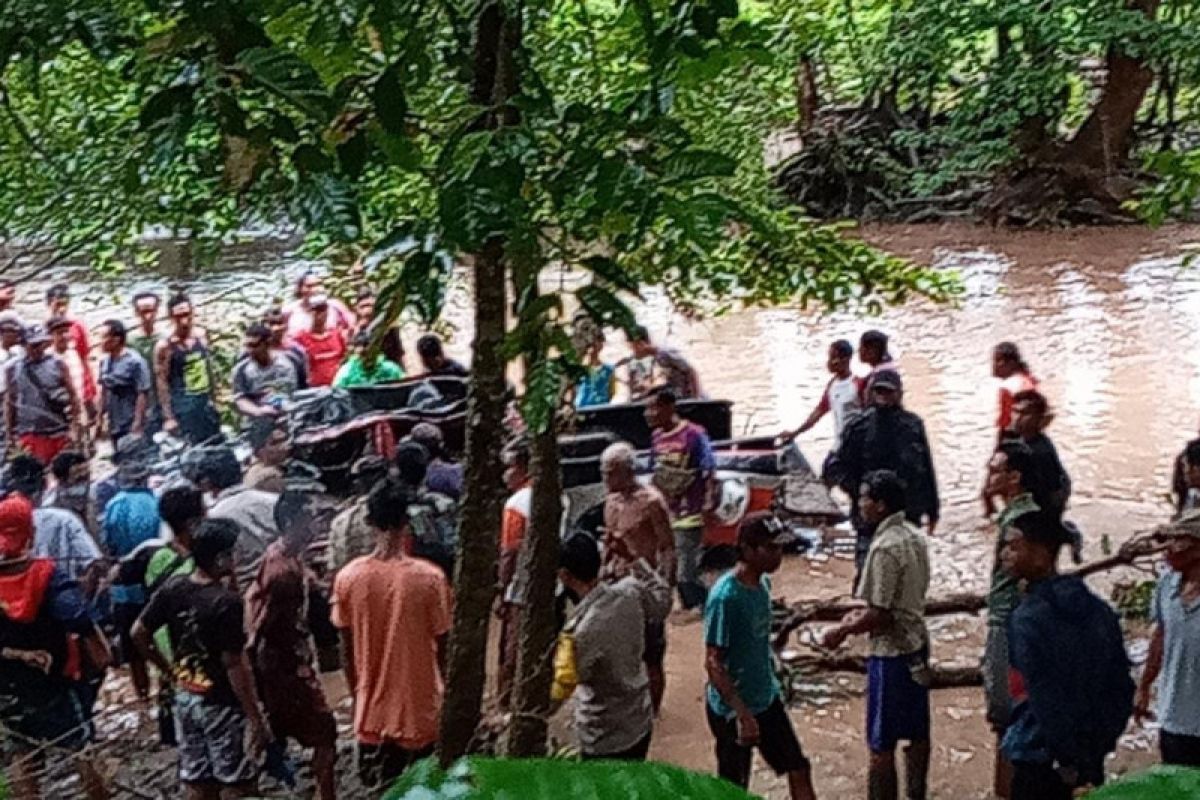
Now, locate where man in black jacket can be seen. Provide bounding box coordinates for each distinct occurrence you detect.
[826,371,939,583]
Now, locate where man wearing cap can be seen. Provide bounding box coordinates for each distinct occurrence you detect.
[0,311,25,461]
[704,512,817,800]
[0,492,112,800]
[5,323,82,465]
[826,369,939,585]
[45,282,92,367]
[1135,504,1200,767]
[822,470,932,800]
[293,295,347,387]
[96,319,152,447]
[243,417,290,493]
[408,422,463,499]
[326,455,389,576]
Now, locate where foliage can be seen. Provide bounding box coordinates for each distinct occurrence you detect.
[1087,767,1200,800]
[385,757,756,800]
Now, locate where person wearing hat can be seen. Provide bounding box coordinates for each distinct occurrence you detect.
[1135,505,1200,767]
[103,446,161,702]
[45,282,92,368]
[825,368,939,586]
[0,492,112,800]
[49,314,97,425]
[293,294,348,387]
[0,310,25,462]
[704,511,817,800]
[326,454,389,576]
[5,322,83,465]
[408,422,462,499]
[822,470,931,800]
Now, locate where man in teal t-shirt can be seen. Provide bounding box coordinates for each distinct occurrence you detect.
[704,513,816,799]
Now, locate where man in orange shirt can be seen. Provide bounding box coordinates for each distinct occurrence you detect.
[497,438,532,709]
[332,479,452,790]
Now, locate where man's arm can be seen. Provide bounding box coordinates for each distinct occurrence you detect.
[783,390,830,441]
[131,618,172,677]
[821,607,891,649]
[705,645,759,745]
[4,363,15,439]
[60,360,83,439]
[916,419,940,533]
[154,340,175,428]
[1134,623,1164,724]
[224,649,271,752]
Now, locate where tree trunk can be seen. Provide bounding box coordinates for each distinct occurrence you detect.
[796,55,819,135]
[502,417,564,757]
[436,0,514,766]
[1064,0,1161,173]
[436,238,508,766]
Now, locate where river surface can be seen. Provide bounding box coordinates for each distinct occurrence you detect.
[17,223,1200,592]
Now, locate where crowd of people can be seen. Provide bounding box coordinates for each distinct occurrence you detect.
[0,276,1196,800]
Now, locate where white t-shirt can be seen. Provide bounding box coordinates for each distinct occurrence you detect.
[826,375,863,446]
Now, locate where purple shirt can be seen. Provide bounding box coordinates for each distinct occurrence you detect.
[650,420,714,526]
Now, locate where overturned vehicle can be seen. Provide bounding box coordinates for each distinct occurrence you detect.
[288,376,843,552]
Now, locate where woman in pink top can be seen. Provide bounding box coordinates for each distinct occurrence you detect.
[283,272,355,337]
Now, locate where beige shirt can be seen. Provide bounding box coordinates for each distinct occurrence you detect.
[856,511,930,657]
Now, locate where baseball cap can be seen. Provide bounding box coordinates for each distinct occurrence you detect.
[24,324,50,345]
[871,369,903,393]
[738,511,792,548]
[0,494,35,561]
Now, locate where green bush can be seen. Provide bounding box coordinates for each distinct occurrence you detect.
[385,757,756,800]
[1089,767,1200,800]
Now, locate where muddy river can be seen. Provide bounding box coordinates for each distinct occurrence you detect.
[18,223,1200,592]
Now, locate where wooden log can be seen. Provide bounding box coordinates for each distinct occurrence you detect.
[786,654,982,689]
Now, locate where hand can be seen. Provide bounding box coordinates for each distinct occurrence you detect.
[163,417,180,435]
[735,712,760,747]
[820,626,848,650]
[982,492,997,518]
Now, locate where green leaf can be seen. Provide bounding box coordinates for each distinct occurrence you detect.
[660,149,738,182]
[138,84,194,130]
[385,757,758,799]
[373,61,408,135]
[521,359,564,435]
[576,283,638,337]
[237,46,333,121]
[337,130,368,178]
[293,173,360,241]
[581,256,642,296]
[1087,767,1200,800]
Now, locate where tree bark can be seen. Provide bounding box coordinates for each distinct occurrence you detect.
[436,0,514,766]
[436,238,508,766]
[1064,0,1161,173]
[796,55,819,135]
[502,417,563,757]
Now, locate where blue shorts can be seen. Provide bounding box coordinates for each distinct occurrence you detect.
[867,652,931,753]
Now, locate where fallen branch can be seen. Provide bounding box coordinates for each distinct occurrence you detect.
[775,529,1169,649]
[785,654,982,689]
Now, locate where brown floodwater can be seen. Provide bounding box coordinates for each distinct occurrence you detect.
[578,223,1200,593]
[19,223,1200,593]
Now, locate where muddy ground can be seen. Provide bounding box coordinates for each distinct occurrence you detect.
[48,546,1158,800]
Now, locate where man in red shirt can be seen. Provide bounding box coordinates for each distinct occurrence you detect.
[46,284,91,368]
[293,296,347,387]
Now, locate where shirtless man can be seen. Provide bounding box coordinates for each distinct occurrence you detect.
[600,441,675,712]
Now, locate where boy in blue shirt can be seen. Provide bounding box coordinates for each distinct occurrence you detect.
[704,512,817,799]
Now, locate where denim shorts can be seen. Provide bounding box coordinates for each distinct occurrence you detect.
[174,692,260,785]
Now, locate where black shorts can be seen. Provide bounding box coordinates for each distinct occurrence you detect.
[643,621,667,668]
[706,698,809,788]
[112,601,146,664]
[1161,731,1200,767]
